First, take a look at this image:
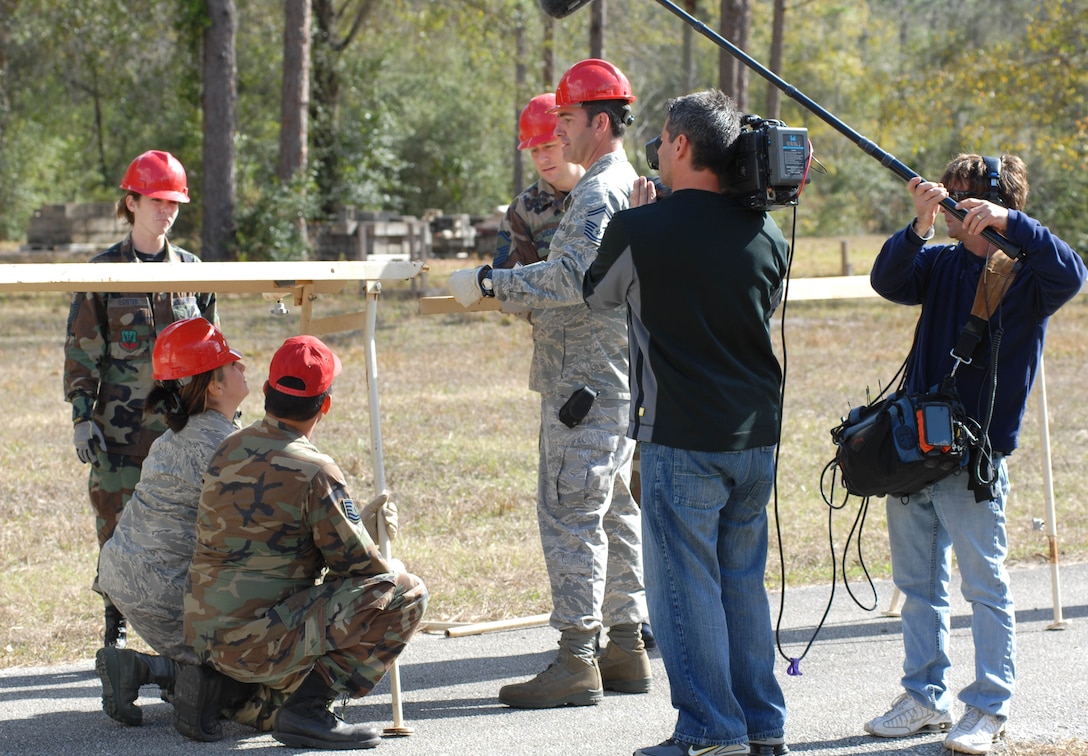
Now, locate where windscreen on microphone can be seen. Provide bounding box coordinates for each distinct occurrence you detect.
[536,0,595,19]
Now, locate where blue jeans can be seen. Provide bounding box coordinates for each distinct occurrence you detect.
[640,442,786,748]
[886,457,1015,719]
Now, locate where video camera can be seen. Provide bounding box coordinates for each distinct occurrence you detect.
[725,115,810,209]
[646,114,810,211]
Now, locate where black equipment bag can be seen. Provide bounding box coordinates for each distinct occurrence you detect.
[830,388,972,498]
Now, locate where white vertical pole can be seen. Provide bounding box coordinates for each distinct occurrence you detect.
[363,279,413,734]
[1036,357,1068,630]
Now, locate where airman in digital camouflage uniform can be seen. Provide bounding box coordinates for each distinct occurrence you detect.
[94,318,249,729]
[448,59,649,710]
[181,335,426,750]
[492,92,584,271]
[63,150,217,650]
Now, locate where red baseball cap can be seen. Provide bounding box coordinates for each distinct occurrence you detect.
[268,335,342,397]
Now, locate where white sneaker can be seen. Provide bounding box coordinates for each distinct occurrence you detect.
[945,707,1006,754]
[864,692,953,737]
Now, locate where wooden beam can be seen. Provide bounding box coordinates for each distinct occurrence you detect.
[0,260,425,295]
[417,275,880,315]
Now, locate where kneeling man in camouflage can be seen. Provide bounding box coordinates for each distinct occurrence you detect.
[181,335,427,750]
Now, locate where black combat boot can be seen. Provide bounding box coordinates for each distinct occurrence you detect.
[95,647,179,726]
[272,669,381,750]
[173,663,226,742]
[103,605,127,649]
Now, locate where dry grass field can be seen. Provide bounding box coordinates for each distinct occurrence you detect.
[1,237,1086,754]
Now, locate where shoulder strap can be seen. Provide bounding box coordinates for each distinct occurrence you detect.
[950,248,1021,365]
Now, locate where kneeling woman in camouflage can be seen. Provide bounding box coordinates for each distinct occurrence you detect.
[96,318,250,725]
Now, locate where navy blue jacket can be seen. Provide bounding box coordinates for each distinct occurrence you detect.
[871,211,1085,452]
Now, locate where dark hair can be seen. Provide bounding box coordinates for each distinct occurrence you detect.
[264,377,331,421]
[939,154,1028,210]
[663,89,742,179]
[583,100,632,139]
[144,365,224,433]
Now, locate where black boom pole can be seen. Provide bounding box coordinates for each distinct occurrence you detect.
[538,0,1022,257]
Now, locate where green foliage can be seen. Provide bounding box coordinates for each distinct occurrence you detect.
[233,169,320,261]
[2,0,1088,253]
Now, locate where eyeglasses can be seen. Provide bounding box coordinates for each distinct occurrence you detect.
[947,189,980,202]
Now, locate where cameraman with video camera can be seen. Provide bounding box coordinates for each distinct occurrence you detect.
[864,155,1085,754]
[584,88,789,756]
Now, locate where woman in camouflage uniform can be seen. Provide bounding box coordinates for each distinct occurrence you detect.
[63,150,217,649]
[95,318,247,728]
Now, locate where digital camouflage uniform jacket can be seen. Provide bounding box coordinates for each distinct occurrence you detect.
[63,236,217,457]
[491,151,635,400]
[97,409,240,662]
[185,416,392,666]
[492,176,568,269]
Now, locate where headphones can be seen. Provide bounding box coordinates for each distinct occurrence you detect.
[983,155,1003,205]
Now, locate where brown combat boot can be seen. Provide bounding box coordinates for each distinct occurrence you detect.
[599,639,652,694]
[498,641,603,709]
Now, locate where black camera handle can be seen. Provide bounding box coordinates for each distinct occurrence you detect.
[648,0,1022,258]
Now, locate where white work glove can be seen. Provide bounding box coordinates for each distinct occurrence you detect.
[73,420,106,465]
[362,491,399,543]
[448,265,492,308]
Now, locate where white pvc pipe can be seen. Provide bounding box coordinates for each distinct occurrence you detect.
[1035,357,1067,629]
[364,280,412,733]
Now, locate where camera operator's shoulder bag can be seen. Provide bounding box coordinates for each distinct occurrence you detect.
[831,385,972,498]
[828,248,1019,499]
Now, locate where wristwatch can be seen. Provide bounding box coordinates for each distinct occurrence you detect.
[479,267,495,297]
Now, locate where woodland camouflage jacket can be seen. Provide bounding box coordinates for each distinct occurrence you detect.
[185,416,391,650]
[63,235,217,457]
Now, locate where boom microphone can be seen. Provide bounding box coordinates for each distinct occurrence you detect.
[536,0,1022,257]
[537,0,595,18]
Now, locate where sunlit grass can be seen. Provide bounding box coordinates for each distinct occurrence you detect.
[2,243,1085,678]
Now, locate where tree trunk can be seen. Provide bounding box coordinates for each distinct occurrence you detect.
[202,0,237,261]
[590,0,605,60]
[309,0,378,218]
[311,0,340,217]
[766,0,785,119]
[279,0,310,182]
[542,14,555,88]
[682,0,697,94]
[718,0,750,111]
[513,13,526,195]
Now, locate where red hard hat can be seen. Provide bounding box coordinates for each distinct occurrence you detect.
[552,59,636,110]
[518,93,560,150]
[153,318,241,381]
[120,150,190,203]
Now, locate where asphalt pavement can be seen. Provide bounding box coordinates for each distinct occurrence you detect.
[2,562,1085,755]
